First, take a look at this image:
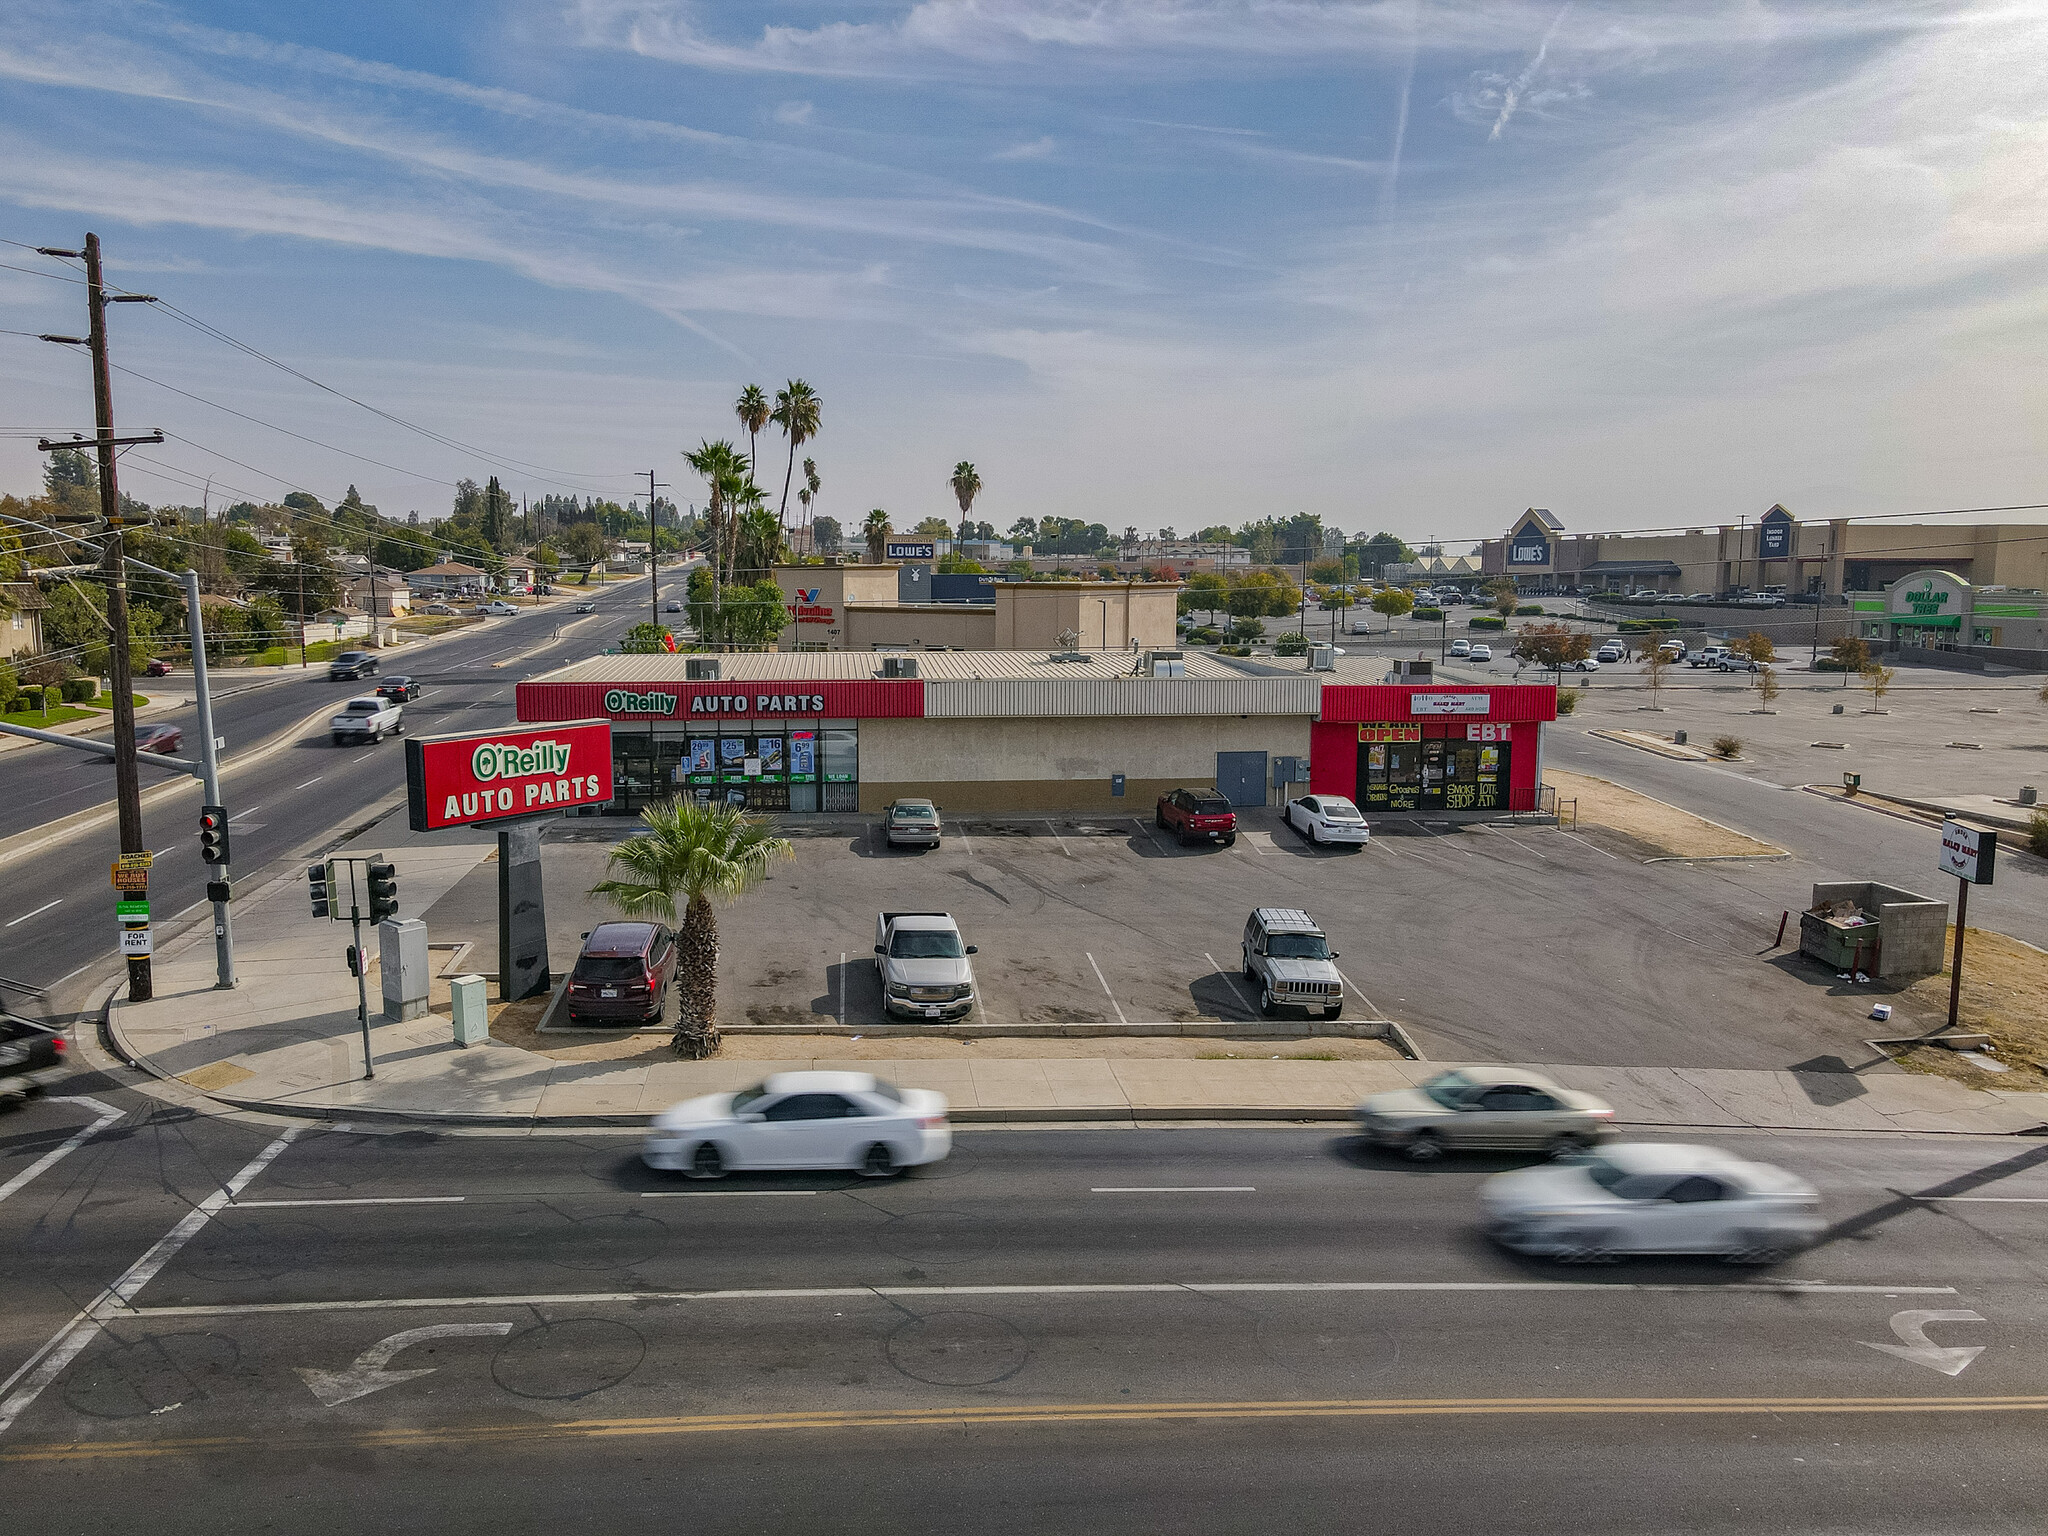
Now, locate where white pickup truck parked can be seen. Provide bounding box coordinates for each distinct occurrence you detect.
[330,694,404,746]
[874,912,978,1020]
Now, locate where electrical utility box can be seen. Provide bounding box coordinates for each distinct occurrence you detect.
[379,918,430,1022]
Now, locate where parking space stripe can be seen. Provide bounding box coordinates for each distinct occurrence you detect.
[1085,952,1128,1024]
[228,1197,465,1208]
[1043,820,1073,857]
[1332,966,1382,1018]
[1204,951,1256,1015]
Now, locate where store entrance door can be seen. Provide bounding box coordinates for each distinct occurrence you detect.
[1215,751,1268,808]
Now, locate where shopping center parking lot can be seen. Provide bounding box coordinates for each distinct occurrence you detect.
[490,804,1930,1071]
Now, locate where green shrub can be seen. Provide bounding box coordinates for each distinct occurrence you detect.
[1468,615,1507,631]
[60,677,97,703]
[1274,631,1309,656]
[1412,606,1444,622]
[1184,625,1222,645]
[0,661,15,712]
[2029,809,2048,859]
[1514,604,1544,616]
[15,685,43,712]
[1711,734,1742,758]
[1617,617,1680,632]
[1814,657,1856,671]
[1554,687,1582,715]
[1217,644,1253,657]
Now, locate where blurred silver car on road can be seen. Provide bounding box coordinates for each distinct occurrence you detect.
[643,1071,950,1179]
[1482,1142,1824,1264]
[1355,1067,1614,1161]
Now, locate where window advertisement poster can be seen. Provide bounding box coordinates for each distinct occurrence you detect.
[756,734,786,781]
[719,737,748,777]
[686,738,718,785]
[788,730,817,781]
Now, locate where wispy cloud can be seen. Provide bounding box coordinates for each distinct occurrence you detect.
[773,99,813,125]
[992,135,1058,161]
[1489,3,1570,140]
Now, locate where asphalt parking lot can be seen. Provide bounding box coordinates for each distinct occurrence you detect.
[417,803,1938,1072]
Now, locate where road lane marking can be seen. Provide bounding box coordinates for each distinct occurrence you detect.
[1922,1196,2048,1204]
[0,1097,122,1206]
[1092,1187,1256,1194]
[14,1393,2047,1461]
[1042,819,1073,857]
[1084,952,1128,1024]
[228,805,260,821]
[0,1127,300,1438]
[292,777,323,790]
[229,1197,466,1208]
[641,1190,820,1198]
[114,1278,1958,1319]
[4,900,60,928]
[1555,828,1622,861]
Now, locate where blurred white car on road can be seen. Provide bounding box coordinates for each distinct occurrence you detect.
[644,1071,950,1179]
[1482,1142,1823,1263]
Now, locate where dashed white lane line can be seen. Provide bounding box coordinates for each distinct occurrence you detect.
[0,1096,122,1206]
[642,1190,820,1198]
[1092,1187,1257,1194]
[118,1279,1961,1319]
[0,1127,301,1437]
[1085,952,1128,1024]
[293,776,323,791]
[228,805,261,822]
[4,900,60,928]
[1924,1197,2048,1204]
[229,1197,466,1208]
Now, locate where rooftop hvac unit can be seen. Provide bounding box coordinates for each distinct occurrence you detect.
[685,658,721,681]
[1386,658,1433,683]
[1144,650,1185,678]
[1307,644,1336,671]
[879,656,920,679]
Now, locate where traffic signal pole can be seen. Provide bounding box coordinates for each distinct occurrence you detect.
[184,568,235,989]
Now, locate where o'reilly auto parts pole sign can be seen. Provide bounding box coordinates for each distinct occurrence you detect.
[406,719,614,831]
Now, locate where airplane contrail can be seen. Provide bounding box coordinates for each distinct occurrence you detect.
[1490,3,1570,142]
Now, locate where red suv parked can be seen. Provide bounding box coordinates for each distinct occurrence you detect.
[566,921,677,1026]
[1156,787,1238,848]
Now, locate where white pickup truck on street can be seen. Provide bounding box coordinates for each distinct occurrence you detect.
[330,694,404,746]
[874,912,978,1021]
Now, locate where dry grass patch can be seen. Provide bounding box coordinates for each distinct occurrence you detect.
[1547,768,1785,859]
[1879,928,2048,1091]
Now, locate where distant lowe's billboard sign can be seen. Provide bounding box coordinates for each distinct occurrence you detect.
[1507,528,1551,566]
[885,539,936,561]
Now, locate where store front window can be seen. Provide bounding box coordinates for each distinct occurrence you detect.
[608,721,855,814]
[1356,723,1510,813]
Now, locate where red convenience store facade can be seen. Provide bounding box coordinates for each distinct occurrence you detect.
[1308,684,1557,817]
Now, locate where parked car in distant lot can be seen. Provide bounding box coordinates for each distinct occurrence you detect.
[1596,643,1625,663]
[1241,907,1344,1018]
[329,695,402,746]
[327,650,378,681]
[1356,1067,1614,1162]
[1468,643,1493,662]
[1482,1143,1823,1264]
[375,676,420,703]
[143,658,174,677]
[643,1071,951,1179]
[133,723,184,756]
[0,1012,68,1107]
[1448,639,1471,658]
[566,921,677,1026]
[1562,657,1601,672]
[883,798,943,849]
[1689,646,1729,668]
[422,602,459,616]
[1283,794,1369,848]
[1157,787,1238,847]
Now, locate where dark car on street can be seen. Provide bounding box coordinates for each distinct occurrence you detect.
[0,1012,69,1107]
[134,723,184,756]
[328,650,378,681]
[565,922,678,1026]
[143,658,174,677]
[1156,787,1238,847]
[376,676,421,703]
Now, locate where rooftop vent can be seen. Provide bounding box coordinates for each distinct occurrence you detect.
[1142,650,1185,678]
[685,657,720,681]
[878,656,920,679]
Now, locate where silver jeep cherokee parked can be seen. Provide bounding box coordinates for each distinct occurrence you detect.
[1241,907,1345,1018]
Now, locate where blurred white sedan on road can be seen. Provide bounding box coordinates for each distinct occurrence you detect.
[1482,1142,1824,1264]
[1284,794,1370,847]
[643,1071,950,1179]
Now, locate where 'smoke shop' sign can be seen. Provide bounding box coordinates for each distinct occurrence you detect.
[406,719,615,831]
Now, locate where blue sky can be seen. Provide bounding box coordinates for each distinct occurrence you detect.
[2,1,2044,544]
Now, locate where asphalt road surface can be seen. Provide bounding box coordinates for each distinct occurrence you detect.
[0,572,693,1023]
[4,1090,2047,1535]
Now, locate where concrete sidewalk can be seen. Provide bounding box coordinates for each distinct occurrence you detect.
[104,808,2048,1135]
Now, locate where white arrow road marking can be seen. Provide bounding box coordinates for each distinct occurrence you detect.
[1862,1309,1986,1376]
[296,1323,515,1408]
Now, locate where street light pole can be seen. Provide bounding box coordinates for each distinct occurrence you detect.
[183,568,236,989]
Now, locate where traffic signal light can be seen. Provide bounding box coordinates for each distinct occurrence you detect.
[308,862,332,919]
[199,804,229,865]
[366,859,399,923]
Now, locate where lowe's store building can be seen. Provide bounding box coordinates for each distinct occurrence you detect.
[516,652,1558,820]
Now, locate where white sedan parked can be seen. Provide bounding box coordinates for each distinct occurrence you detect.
[643,1071,951,1179]
[484,600,519,615]
[1481,1143,1824,1264]
[1284,794,1370,847]
[1468,643,1493,662]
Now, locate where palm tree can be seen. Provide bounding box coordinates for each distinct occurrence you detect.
[684,440,745,596]
[770,380,822,533]
[803,457,821,544]
[863,508,891,563]
[735,504,785,581]
[950,461,983,549]
[589,800,793,1058]
[734,385,769,488]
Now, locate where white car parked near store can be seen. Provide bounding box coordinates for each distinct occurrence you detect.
[643,1071,951,1179]
[1284,794,1370,847]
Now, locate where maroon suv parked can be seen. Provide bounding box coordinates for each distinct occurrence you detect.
[566,921,677,1026]
[1156,787,1238,847]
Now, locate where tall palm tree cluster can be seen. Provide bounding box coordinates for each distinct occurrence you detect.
[684,380,825,594]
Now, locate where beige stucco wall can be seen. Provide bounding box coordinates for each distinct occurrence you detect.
[857,714,1311,813]
[991,583,1179,650]
[772,564,901,648]
[842,604,997,651]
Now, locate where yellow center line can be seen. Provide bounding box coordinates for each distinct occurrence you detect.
[7,1395,2048,1462]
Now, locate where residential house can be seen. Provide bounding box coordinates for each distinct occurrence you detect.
[2,583,48,661]
[403,560,493,597]
[342,566,413,619]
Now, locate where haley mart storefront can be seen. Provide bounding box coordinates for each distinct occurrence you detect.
[516,651,1319,816]
[1308,684,1557,817]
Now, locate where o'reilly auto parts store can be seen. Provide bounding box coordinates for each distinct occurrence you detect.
[516,652,1557,819]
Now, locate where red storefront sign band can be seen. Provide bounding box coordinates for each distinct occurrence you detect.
[406,719,616,832]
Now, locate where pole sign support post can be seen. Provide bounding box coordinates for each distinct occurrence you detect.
[1936,820,1997,1034]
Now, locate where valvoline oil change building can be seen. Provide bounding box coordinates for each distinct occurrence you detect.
[517,651,1558,821]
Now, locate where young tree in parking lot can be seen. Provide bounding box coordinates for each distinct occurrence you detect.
[1512,621,1593,679]
[1369,585,1413,633]
[1487,578,1518,620]
[1861,660,1895,712]
[1757,664,1780,713]
[1638,635,1673,709]
[590,800,794,1058]
[1827,634,1868,686]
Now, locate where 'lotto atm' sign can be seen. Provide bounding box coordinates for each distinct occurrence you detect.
[406,719,614,831]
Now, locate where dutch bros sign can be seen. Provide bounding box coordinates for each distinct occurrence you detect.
[406,719,614,831]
